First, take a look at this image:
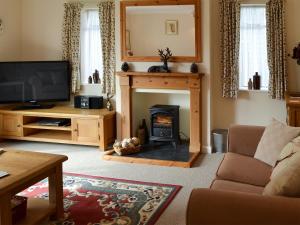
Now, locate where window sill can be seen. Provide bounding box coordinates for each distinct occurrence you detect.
[81,83,102,87]
[239,88,268,93]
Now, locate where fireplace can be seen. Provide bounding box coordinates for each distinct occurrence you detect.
[149,105,180,148]
[108,72,203,168]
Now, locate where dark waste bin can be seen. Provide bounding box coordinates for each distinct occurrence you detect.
[212,129,228,153]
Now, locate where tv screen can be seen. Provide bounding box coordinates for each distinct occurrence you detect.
[0,61,70,104]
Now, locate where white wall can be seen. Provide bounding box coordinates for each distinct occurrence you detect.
[21,0,64,60]
[0,0,21,61]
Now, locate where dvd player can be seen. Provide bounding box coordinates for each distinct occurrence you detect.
[37,118,71,127]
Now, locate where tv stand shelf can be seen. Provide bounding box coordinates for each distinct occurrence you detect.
[0,105,116,150]
[23,123,72,131]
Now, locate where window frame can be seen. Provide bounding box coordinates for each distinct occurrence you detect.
[238,4,269,91]
[80,7,103,86]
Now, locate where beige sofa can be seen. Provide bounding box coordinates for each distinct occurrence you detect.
[187,125,300,225]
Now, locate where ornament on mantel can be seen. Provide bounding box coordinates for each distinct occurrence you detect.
[121,62,130,72]
[148,47,172,73]
[158,47,172,72]
[190,62,198,73]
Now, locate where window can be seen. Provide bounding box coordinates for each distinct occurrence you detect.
[80,9,103,84]
[239,5,269,90]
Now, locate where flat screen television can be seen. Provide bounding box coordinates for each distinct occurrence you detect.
[0,61,70,109]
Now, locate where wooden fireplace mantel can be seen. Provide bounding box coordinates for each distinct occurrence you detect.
[116,71,204,161]
[117,71,203,77]
[117,72,203,90]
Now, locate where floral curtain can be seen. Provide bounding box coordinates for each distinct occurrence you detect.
[98,0,116,94]
[266,0,287,100]
[219,0,241,98]
[62,2,83,94]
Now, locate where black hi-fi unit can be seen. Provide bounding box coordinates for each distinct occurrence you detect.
[74,95,103,109]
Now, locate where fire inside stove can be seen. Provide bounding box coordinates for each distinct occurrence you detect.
[154,115,173,127]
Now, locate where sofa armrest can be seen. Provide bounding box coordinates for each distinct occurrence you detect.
[187,189,300,225]
[228,125,265,157]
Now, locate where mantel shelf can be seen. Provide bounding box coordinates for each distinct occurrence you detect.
[117,71,204,78]
[117,71,203,90]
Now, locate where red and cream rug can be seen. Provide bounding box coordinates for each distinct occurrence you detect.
[20,173,181,225]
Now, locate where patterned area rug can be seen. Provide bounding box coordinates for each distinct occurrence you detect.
[20,173,181,225]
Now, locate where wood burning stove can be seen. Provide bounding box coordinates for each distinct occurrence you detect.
[149,105,180,148]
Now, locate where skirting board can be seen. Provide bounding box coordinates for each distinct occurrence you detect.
[202,145,212,154]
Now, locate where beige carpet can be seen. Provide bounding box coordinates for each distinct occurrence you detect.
[1,140,223,225]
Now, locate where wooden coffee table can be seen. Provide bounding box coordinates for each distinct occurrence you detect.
[0,149,68,225]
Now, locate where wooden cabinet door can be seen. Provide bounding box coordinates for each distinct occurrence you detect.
[294,110,300,127]
[287,107,300,127]
[72,118,99,144]
[0,114,22,137]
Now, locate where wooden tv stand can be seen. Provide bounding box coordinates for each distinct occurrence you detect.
[0,105,116,150]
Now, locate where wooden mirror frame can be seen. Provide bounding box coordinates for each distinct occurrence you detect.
[120,0,202,62]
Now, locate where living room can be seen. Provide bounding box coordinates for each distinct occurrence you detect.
[1,0,300,224]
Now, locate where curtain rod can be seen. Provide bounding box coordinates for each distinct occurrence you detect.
[65,0,99,8]
[241,4,266,6]
[65,0,113,3]
[240,0,268,4]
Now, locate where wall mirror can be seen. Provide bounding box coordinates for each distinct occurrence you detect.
[120,0,201,62]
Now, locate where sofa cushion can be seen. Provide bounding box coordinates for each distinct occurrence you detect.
[228,125,265,157]
[217,152,272,187]
[263,138,300,197]
[254,118,300,166]
[211,179,264,194]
